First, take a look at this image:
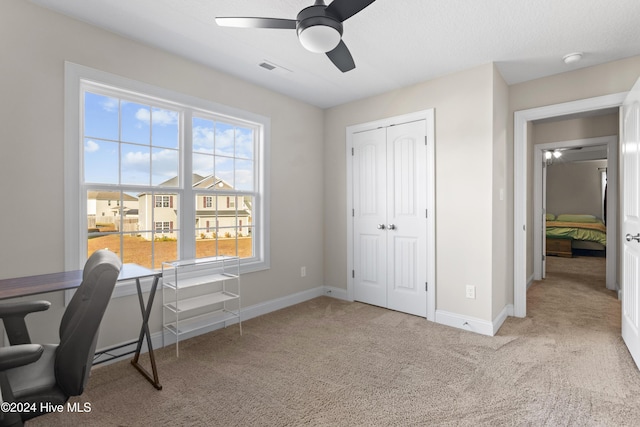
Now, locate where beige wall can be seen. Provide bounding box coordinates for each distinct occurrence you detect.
[509,56,640,281]
[533,113,619,145]
[546,160,608,219]
[492,66,510,320]
[325,64,506,322]
[0,0,325,346]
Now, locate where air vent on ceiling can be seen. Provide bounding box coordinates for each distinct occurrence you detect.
[258,60,292,74]
[259,62,276,71]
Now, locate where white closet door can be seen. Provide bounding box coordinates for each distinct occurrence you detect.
[352,121,428,317]
[386,121,427,317]
[353,127,387,308]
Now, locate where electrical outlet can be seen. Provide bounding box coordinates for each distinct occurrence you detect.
[465,285,476,299]
[301,266,306,277]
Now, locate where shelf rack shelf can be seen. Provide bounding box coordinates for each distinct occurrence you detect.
[162,256,241,357]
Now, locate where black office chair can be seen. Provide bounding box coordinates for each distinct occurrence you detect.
[0,249,122,426]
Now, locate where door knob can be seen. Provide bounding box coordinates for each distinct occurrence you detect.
[377,224,386,230]
[388,224,396,230]
[626,233,640,242]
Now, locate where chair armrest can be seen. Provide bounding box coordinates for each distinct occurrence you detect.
[0,345,44,372]
[0,301,51,318]
[0,301,51,346]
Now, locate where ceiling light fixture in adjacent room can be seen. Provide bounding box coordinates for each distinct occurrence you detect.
[544,149,563,165]
[563,52,583,65]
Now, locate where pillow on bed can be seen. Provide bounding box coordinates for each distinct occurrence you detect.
[556,214,598,223]
[545,213,556,221]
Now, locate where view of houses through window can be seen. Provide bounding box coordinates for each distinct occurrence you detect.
[83,86,258,270]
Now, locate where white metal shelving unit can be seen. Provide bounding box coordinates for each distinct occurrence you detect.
[162,256,241,357]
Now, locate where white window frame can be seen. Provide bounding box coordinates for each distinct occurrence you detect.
[64,62,270,298]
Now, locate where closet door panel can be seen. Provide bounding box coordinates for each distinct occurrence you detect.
[387,121,428,317]
[353,128,387,308]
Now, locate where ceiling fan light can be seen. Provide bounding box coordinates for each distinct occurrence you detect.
[298,24,341,53]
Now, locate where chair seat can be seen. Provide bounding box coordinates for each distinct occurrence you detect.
[6,344,57,399]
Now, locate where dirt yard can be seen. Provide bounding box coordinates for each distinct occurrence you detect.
[88,234,252,269]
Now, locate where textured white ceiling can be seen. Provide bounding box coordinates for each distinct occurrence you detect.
[30,0,640,108]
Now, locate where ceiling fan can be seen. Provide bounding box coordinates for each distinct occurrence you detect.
[215,0,377,73]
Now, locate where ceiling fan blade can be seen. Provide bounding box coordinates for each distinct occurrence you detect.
[326,40,355,72]
[325,0,376,22]
[215,17,297,30]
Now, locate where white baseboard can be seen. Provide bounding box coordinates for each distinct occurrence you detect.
[493,304,513,335]
[322,286,349,301]
[526,274,535,289]
[435,310,491,336]
[94,285,336,365]
[435,304,514,337]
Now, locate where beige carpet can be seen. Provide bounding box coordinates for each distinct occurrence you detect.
[28,256,640,426]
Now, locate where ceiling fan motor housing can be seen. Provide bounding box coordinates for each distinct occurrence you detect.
[296,4,343,53]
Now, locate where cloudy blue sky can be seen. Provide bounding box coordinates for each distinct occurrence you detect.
[84,91,254,191]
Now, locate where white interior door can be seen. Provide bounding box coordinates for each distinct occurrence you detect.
[621,76,640,369]
[542,160,547,278]
[352,128,387,308]
[386,121,428,316]
[352,121,427,317]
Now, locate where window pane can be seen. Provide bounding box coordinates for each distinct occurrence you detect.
[195,194,251,259]
[87,189,123,258]
[236,126,254,160]
[84,139,119,184]
[235,159,254,191]
[84,92,119,141]
[152,147,179,186]
[215,156,234,188]
[195,234,219,259]
[215,122,235,156]
[121,101,150,145]
[88,231,121,259]
[152,107,179,149]
[121,143,150,185]
[193,117,214,154]
[193,152,214,178]
[218,233,238,257]
[138,193,179,268]
[151,237,178,268]
[122,191,139,229]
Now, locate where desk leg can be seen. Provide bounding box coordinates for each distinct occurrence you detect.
[131,276,162,390]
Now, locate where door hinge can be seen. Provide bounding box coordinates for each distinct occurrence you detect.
[542,254,546,261]
[425,282,428,291]
[425,209,428,218]
[352,208,355,217]
[425,135,428,145]
[351,147,354,156]
[352,270,355,278]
